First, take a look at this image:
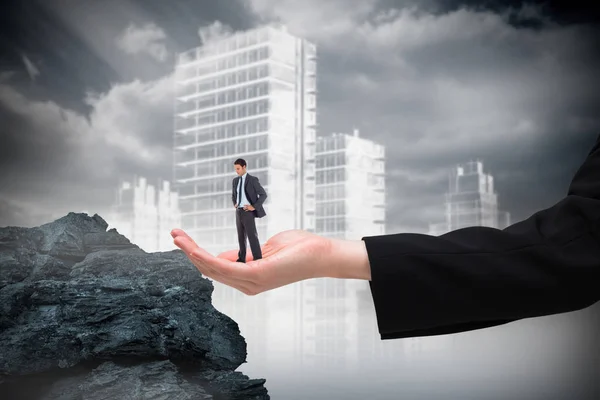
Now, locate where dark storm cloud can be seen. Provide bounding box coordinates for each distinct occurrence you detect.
[0,75,175,227]
[378,0,599,26]
[0,0,118,112]
[449,0,599,25]
[0,85,111,225]
[0,0,255,108]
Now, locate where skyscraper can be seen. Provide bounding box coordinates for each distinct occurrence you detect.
[173,24,317,256]
[428,160,511,235]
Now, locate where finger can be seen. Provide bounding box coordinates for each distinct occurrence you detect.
[171,229,198,246]
[173,235,199,255]
[170,228,186,238]
[173,236,223,278]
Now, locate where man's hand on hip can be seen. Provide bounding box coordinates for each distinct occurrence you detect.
[244,205,255,211]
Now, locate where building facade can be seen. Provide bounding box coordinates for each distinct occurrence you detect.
[428,160,511,235]
[173,24,317,256]
[314,129,386,239]
[106,175,181,253]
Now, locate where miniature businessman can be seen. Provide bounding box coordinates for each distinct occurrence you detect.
[232,158,267,263]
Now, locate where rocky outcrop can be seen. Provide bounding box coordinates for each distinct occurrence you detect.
[0,212,269,399]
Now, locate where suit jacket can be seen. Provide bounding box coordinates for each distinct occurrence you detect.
[232,173,268,218]
[362,133,600,340]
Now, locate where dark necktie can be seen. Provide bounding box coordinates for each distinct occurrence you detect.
[238,176,243,207]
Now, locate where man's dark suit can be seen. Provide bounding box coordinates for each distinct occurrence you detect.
[232,173,267,262]
[362,133,600,340]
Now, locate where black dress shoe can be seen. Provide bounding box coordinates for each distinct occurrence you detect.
[236,259,245,263]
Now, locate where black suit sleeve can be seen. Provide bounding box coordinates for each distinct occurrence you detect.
[362,134,600,340]
[252,177,267,207]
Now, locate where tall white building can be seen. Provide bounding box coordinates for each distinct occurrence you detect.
[300,129,386,370]
[173,24,317,255]
[106,175,181,253]
[173,25,317,369]
[428,160,511,235]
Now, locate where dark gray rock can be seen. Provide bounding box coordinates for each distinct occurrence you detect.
[41,360,214,400]
[0,212,269,399]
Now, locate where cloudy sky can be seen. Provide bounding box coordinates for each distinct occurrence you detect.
[1,0,599,234]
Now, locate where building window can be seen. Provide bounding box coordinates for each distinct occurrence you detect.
[257,117,268,132]
[258,64,269,79]
[179,199,194,213]
[258,135,268,150]
[225,55,235,69]
[249,68,258,81]
[178,184,194,196]
[258,100,268,114]
[249,49,257,63]
[248,85,256,98]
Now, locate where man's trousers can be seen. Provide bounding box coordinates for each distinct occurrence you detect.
[236,208,262,262]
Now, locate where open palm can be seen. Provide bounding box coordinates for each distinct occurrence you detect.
[171,229,332,295]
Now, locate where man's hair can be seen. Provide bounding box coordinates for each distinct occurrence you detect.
[234,158,247,168]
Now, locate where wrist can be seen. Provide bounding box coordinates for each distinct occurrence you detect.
[324,238,371,280]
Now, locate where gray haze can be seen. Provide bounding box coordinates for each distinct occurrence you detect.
[1,0,599,399]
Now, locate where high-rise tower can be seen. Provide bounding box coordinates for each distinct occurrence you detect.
[173,25,317,255]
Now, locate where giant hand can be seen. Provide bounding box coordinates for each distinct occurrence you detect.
[170,228,371,295]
